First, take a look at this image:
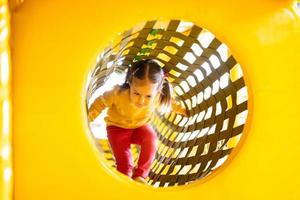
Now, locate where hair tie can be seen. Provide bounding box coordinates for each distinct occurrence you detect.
[164,72,169,78]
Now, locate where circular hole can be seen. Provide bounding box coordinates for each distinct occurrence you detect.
[86,20,249,187]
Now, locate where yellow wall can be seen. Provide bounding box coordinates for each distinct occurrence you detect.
[9,0,300,199]
[0,1,13,200]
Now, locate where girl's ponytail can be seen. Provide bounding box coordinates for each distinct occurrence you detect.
[121,66,135,90]
[159,77,172,110]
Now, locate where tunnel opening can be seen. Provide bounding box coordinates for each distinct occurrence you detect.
[86,20,249,187]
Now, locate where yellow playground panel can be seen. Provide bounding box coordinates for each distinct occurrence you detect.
[0,0,300,199]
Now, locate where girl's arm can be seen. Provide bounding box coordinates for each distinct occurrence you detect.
[88,97,107,121]
[88,86,116,121]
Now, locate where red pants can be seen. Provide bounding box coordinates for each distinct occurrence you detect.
[106,125,157,179]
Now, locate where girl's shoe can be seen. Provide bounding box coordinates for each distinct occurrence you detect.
[133,177,147,184]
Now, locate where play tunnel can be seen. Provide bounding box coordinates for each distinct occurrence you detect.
[1,0,300,199]
[87,19,249,187]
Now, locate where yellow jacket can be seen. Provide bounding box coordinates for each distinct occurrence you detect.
[88,85,187,129]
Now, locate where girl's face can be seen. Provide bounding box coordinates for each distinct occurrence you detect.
[129,77,160,108]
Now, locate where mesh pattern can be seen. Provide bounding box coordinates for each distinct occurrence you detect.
[87,20,248,187]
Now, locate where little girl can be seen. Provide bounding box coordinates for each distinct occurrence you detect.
[88,59,187,184]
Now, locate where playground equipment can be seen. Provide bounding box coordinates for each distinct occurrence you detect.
[87,20,249,187]
[1,0,300,199]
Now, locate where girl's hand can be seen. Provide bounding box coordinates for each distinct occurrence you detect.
[88,96,107,122]
[178,107,189,117]
[88,109,99,122]
[171,99,189,117]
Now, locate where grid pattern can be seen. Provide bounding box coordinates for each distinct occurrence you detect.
[86,20,248,187]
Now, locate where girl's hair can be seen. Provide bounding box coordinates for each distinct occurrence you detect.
[121,59,172,108]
